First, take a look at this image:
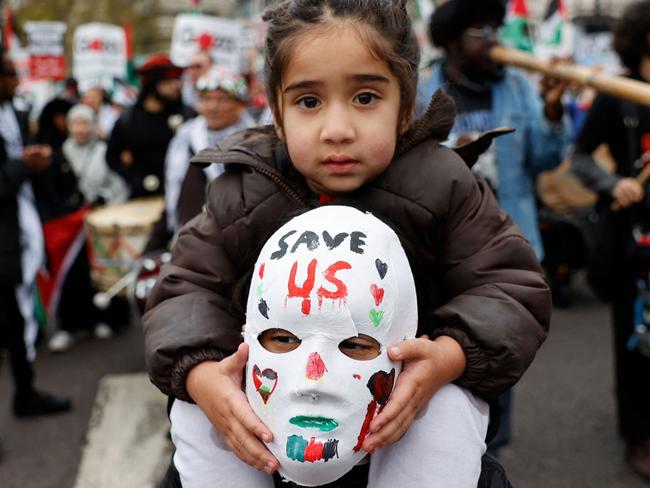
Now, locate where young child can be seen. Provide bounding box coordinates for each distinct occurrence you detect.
[144,0,550,485]
[169,206,489,487]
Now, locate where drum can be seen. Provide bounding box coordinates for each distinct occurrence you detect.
[85,197,165,292]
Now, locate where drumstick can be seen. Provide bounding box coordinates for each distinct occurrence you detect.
[93,269,138,309]
[490,46,650,107]
[611,162,650,211]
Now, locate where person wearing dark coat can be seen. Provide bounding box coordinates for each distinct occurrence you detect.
[106,54,194,199]
[572,1,650,479]
[0,48,71,420]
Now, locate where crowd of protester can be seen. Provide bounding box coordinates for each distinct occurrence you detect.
[2,0,650,483]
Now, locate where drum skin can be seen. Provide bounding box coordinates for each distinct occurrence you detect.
[85,197,165,292]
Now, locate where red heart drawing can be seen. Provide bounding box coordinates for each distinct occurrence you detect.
[252,364,278,404]
[370,284,384,306]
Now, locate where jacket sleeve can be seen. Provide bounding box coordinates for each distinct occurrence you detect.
[425,147,551,398]
[143,165,298,401]
[143,179,245,401]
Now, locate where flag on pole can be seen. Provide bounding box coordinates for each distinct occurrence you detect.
[500,0,534,53]
[537,0,574,58]
[3,7,22,55]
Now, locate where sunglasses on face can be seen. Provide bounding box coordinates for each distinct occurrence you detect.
[464,25,499,40]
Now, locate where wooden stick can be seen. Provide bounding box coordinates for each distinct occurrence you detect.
[490,45,650,107]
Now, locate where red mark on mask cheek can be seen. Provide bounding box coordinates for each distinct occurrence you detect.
[288,259,317,315]
[306,352,327,381]
[259,263,265,279]
[353,374,361,380]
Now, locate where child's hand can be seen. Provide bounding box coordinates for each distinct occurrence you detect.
[186,343,280,475]
[361,335,466,453]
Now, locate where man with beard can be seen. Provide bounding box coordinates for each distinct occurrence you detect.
[417,0,570,455]
[107,54,194,199]
[0,48,71,422]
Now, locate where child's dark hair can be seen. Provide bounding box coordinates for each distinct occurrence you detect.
[613,0,650,72]
[262,0,420,131]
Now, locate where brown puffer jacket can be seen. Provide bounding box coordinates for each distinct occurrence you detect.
[143,94,551,402]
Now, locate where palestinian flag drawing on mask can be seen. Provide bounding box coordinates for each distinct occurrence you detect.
[500,0,534,53]
[537,0,575,58]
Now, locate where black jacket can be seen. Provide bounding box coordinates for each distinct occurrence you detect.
[0,108,31,285]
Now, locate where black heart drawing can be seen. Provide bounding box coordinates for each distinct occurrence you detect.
[366,368,395,405]
[375,259,388,279]
[258,298,270,319]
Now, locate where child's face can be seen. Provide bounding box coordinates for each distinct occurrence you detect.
[277,25,402,195]
[69,116,92,145]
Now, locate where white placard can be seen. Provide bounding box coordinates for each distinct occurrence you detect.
[170,14,243,72]
[24,21,66,57]
[73,23,127,90]
[573,28,621,73]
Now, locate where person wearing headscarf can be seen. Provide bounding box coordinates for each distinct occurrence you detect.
[63,104,127,205]
[145,67,255,252]
[106,54,194,199]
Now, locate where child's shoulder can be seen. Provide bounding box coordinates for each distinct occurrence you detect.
[376,140,477,213]
[190,126,303,231]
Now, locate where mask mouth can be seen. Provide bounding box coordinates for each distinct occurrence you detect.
[289,415,339,432]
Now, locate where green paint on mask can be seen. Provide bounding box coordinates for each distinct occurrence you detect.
[289,416,338,432]
[286,435,308,462]
[369,309,384,327]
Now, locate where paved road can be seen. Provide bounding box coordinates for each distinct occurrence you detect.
[0,275,648,487]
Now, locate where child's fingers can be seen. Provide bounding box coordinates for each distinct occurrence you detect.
[363,404,417,452]
[368,373,416,432]
[232,396,274,443]
[224,420,279,473]
[221,342,249,373]
[387,337,431,361]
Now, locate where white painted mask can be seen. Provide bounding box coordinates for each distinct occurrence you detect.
[244,206,418,486]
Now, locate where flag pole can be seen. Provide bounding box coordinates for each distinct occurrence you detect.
[490,45,650,107]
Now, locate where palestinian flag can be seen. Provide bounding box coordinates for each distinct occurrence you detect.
[500,0,534,53]
[537,0,574,58]
[36,206,91,318]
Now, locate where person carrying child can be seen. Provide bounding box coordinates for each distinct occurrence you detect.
[144,1,551,486]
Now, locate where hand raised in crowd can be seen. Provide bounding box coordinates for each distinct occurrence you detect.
[613,177,645,208]
[22,144,52,173]
[186,343,280,475]
[362,335,466,453]
[540,58,570,123]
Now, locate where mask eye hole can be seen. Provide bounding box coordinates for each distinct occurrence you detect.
[338,334,381,361]
[258,328,301,353]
